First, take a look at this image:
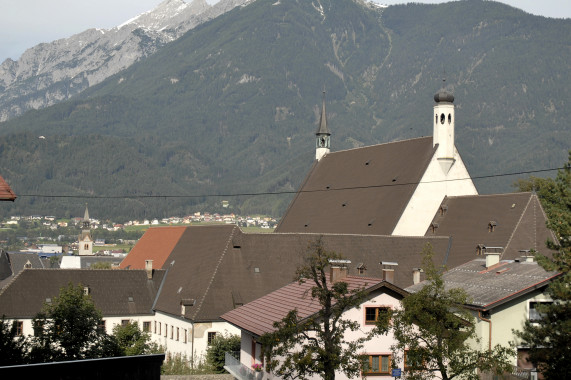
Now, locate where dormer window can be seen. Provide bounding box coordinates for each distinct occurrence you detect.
[476,244,485,256]
[439,205,448,216]
[488,221,497,232]
[430,223,439,234]
[357,263,367,275]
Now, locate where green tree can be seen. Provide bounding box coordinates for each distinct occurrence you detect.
[260,238,372,380]
[29,283,121,362]
[0,316,28,366]
[112,320,162,356]
[387,244,513,380]
[514,152,570,379]
[205,333,241,373]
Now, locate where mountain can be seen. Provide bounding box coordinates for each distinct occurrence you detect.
[0,0,569,221]
[0,0,250,122]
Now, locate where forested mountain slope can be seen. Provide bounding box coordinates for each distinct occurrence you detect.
[0,0,568,221]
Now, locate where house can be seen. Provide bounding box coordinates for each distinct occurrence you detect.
[406,253,561,377]
[221,265,409,380]
[0,267,166,338]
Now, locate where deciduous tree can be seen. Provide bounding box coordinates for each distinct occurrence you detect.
[514,152,570,379]
[29,283,121,362]
[260,238,373,380]
[112,320,161,356]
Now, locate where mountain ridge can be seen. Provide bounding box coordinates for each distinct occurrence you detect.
[0,0,568,221]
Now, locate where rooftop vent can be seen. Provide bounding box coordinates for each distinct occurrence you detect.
[430,222,439,234]
[439,205,448,216]
[488,221,497,232]
[356,263,366,274]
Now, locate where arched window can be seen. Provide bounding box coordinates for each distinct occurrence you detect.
[448,113,452,124]
[440,113,445,124]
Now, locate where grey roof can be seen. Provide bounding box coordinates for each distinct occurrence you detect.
[222,276,408,337]
[139,225,449,322]
[0,269,166,318]
[276,137,437,235]
[426,192,557,269]
[406,259,560,311]
[0,252,47,289]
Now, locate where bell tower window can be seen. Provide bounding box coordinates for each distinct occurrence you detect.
[440,113,445,124]
[448,114,452,124]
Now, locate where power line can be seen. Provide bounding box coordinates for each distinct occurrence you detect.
[16,166,563,200]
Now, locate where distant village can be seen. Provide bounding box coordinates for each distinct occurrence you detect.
[1,211,278,257]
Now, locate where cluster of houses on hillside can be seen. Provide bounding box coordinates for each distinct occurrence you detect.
[0,88,559,379]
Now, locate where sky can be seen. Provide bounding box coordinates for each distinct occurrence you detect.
[1,0,569,63]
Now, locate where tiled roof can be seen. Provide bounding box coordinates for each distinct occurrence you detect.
[0,175,16,201]
[0,269,166,318]
[222,276,407,337]
[119,226,186,269]
[276,137,436,235]
[426,192,557,269]
[406,259,560,310]
[143,225,450,322]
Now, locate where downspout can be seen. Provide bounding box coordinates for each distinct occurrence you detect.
[478,310,492,350]
[191,321,195,368]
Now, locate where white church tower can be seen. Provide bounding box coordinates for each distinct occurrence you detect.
[78,204,94,256]
[433,79,456,174]
[391,83,478,236]
[315,91,330,161]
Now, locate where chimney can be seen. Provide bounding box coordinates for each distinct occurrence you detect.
[524,255,535,263]
[329,259,350,283]
[145,260,153,279]
[380,261,398,284]
[382,269,395,283]
[485,252,500,268]
[412,268,423,285]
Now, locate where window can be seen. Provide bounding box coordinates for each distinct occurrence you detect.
[529,301,553,322]
[164,324,168,337]
[33,320,43,336]
[154,321,157,334]
[13,321,23,336]
[143,321,151,332]
[365,307,390,325]
[363,354,391,375]
[208,331,217,345]
[183,329,187,343]
[158,322,161,335]
[170,325,174,339]
[121,319,129,326]
[97,320,106,334]
[176,327,180,341]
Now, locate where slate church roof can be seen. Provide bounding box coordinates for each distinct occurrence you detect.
[426,192,557,269]
[275,137,437,235]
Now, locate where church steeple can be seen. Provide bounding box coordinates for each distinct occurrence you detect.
[78,204,94,256]
[433,78,456,173]
[315,91,330,161]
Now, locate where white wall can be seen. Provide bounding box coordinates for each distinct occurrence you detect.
[391,147,477,236]
[150,311,241,363]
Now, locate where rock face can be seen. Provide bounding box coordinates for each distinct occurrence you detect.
[0,0,249,122]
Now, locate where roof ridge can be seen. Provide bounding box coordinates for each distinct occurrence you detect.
[191,225,237,320]
[502,194,532,258]
[327,136,432,156]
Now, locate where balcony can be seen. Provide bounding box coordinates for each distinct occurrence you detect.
[224,352,266,380]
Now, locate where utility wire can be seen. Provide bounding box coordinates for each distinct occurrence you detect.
[16,166,564,200]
